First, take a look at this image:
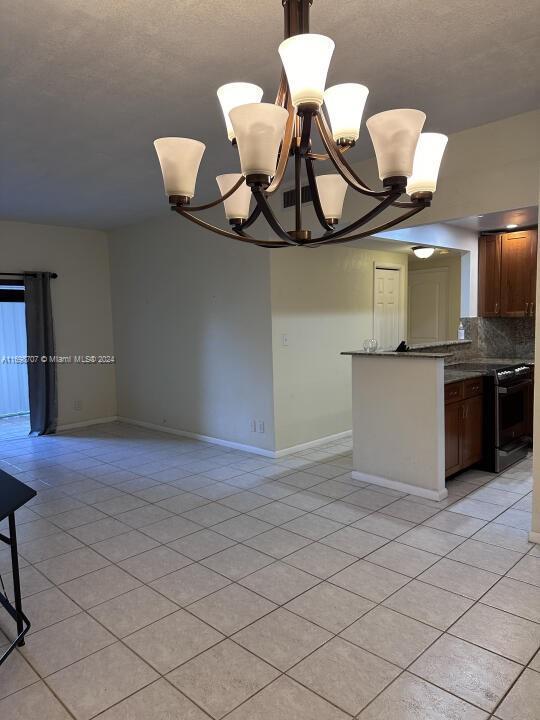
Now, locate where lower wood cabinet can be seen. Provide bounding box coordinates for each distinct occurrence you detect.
[445,379,484,477]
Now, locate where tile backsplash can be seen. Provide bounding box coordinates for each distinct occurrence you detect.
[462,316,535,360]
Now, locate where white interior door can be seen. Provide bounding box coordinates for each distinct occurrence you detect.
[408,268,449,344]
[373,267,401,350]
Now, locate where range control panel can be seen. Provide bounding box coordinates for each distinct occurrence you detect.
[495,364,533,383]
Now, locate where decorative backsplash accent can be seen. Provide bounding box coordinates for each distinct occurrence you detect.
[412,316,535,363]
[462,316,535,360]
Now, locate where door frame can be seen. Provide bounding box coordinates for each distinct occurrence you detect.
[407,266,450,342]
[372,262,406,345]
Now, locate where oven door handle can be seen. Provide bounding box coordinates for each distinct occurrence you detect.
[497,379,532,395]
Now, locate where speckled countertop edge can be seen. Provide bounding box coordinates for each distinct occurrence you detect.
[341,351,450,358]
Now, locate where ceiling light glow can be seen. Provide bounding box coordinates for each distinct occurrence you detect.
[412,246,435,259]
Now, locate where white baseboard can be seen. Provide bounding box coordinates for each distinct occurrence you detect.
[273,430,352,458]
[56,416,119,432]
[117,417,277,458]
[529,530,540,544]
[352,470,448,501]
[56,415,351,460]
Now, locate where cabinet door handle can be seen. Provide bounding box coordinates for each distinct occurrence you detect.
[531,302,535,316]
[525,302,529,314]
[494,302,499,314]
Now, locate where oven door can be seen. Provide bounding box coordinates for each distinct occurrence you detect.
[495,379,532,448]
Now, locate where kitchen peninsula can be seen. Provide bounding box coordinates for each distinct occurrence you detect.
[343,345,534,500]
[342,350,449,500]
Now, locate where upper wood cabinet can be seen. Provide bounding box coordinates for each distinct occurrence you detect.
[478,234,501,316]
[478,228,538,318]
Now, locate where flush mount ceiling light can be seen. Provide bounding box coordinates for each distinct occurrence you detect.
[412,246,435,259]
[154,0,448,249]
[506,224,518,229]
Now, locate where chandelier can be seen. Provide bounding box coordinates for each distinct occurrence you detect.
[153,0,448,249]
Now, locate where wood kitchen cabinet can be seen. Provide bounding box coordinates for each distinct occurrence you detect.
[478,234,502,316]
[478,228,538,318]
[445,378,484,477]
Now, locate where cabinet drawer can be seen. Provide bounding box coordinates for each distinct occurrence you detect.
[445,382,464,405]
[464,377,483,398]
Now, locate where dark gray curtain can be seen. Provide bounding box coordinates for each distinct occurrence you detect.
[24,272,57,435]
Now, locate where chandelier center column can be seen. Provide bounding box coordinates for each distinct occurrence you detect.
[283,0,312,39]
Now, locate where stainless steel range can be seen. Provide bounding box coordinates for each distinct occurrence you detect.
[450,361,533,472]
[492,363,533,471]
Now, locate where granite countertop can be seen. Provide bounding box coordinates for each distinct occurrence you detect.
[444,369,485,385]
[342,351,450,358]
[409,340,472,350]
[444,357,534,385]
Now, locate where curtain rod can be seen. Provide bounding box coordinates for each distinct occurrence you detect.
[0,272,58,279]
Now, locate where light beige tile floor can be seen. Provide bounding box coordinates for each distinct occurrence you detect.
[0,422,538,719]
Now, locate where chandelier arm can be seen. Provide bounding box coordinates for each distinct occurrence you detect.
[306,145,351,162]
[392,200,420,209]
[174,207,280,248]
[315,114,392,198]
[275,70,288,107]
[237,203,262,231]
[315,191,401,243]
[266,101,296,195]
[232,225,289,249]
[298,112,312,157]
[305,156,334,232]
[252,189,301,245]
[307,204,426,247]
[178,177,245,212]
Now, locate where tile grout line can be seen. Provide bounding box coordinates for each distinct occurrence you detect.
[1,428,536,718]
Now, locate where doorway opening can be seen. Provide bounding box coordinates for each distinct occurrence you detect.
[0,280,30,439]
[407,249,462,344]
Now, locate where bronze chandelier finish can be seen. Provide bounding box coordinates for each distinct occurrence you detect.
[169,0,431,249]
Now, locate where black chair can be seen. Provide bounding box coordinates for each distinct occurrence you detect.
[0,469,36,665]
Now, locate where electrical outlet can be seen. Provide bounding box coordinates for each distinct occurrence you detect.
[257,420,265,434]
[250,419,257,432]
[73,399,82,411]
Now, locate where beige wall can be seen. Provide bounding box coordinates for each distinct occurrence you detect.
[108,211,276,452]
[408,251,462,339]
[270,244,408,451]
[0,221,116,426]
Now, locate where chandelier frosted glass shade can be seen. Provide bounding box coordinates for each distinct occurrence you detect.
[216,173,252,220]
[366,109,426,180]
[407,132,448,196]
[278,33,334,108]
[315,174,348,220]
[154,137,205,198]
[324,84,369,142]
[229,103,289,178]
[217,83,264,141]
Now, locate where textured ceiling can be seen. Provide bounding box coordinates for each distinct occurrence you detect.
[1,0,539,229]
